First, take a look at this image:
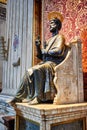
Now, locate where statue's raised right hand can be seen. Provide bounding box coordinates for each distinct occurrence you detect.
[35,36,41,46]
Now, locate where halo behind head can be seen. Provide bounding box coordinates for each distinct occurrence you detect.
[48,12,64,22]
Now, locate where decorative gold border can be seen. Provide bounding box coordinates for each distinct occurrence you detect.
[0,0,7,4]
[32,0,35,66]
[16,115,40,130]
[32,0,43,66]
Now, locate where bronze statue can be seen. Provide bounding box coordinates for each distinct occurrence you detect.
[9,12,69,105]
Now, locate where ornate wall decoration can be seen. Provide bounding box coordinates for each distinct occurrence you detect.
[76,9,87,29]
[44,0,87,72]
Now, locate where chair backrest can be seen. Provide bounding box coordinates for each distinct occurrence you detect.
[53,43,84,105]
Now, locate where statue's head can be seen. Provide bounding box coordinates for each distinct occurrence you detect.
[48,12,63,33]
[49,18,62,33]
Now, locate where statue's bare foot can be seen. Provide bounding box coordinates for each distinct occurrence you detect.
[28,97,41,105]
[22,98,30,103]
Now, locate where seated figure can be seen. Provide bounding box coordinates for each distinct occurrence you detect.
[9,12,69,105]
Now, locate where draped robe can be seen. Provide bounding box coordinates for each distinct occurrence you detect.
[13,34,69,103]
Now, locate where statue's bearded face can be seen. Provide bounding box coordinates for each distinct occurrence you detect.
[49,19,58,33]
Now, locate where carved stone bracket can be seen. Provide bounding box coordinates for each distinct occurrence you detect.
[12,57,20,67]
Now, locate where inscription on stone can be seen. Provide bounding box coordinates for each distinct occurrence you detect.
[51,119,83,130]
[19,117,40,130]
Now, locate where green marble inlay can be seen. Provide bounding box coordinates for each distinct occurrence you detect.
[19,117,40,130]
[51,119,84,130]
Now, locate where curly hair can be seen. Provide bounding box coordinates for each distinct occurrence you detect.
[53,18,62,31]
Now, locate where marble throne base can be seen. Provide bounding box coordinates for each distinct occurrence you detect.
[15,102,87,130]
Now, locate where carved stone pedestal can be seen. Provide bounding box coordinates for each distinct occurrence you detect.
[16,103,87,130]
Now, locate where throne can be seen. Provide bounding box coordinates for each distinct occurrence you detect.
[53,40,84,105]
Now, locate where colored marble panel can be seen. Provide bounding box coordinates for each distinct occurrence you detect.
[19,117,40,130]
[51,119,83,130]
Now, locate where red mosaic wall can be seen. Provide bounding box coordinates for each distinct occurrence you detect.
[43,0,87,100]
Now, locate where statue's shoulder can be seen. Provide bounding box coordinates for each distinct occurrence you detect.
[46,34,65,44]
[46,35,57,43]
[56,34,65,45]
[56,34,65,40]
